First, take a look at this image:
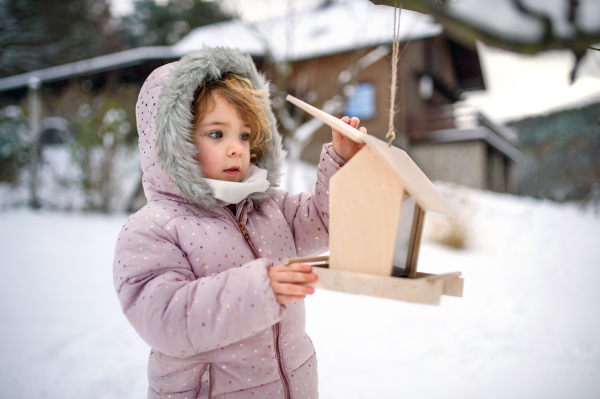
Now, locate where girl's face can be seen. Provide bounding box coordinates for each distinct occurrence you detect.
[194,92,251,182]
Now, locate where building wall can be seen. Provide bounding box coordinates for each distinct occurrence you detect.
[278,36,516,194]
[488,147,506,192]
[286,35,463,164]
[409,140,487,189]
[506,160,517,194]
[287,47,393,164]
[399,40,425,134]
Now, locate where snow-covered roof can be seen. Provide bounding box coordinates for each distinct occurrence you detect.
[173,0,441,61]
[0,0,440,92]
[0,46,175,92]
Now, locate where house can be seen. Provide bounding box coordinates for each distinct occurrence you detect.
[176,0,520,193]
[285,94,463,305]
[0,0,520,205]
[0,46,178,101]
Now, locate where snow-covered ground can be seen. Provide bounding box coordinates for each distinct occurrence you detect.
[1,185,599,398]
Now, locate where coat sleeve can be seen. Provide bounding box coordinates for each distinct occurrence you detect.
[113,215,285,358]
[277,143,345,257]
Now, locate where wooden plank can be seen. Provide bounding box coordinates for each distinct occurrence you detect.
[407,208,426,278]
[421,271,462,281]
[284,255,329,265]
[302,268,466,305]
[330,148,404,276]
[392,194,417,273]
[415,272,464,297]
[403,202,421,275]
[285,95,455,215]
[363,135,456,215]
[283,260,464,304]
[443,276,464,297]
[286,95,366,144]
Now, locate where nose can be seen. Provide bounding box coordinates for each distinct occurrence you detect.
[227,139,243,157]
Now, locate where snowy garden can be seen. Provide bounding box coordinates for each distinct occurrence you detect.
[1,179,599,398]
[1,0,599,398]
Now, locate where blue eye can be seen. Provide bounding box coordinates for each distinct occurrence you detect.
[240,133,250,141]
[208,131,223,139]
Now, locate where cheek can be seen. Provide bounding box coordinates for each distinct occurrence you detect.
[196,142,221,176]
[242,143,251,166]
[244,142,251,160]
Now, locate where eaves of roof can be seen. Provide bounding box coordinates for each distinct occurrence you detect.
[414,127,522,162]
[0,1,443,93]
[174,2,442,62]
[0,46,175,92]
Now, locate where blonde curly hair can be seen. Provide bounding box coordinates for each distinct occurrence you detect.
[192,73,272,165]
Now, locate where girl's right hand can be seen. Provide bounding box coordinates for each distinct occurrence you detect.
[269,263,317,304]
[332,116,367,162]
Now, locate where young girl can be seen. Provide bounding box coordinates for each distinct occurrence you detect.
[114,47,366,399]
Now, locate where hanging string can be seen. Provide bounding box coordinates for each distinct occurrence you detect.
[386,5,401,146]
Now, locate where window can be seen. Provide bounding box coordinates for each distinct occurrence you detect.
[345,82,376,120]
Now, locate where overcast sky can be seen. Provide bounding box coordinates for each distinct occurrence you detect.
[108,0,600,122]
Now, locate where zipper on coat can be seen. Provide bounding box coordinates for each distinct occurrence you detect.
[223,204,292,399]
[194,362,211,399]
[223,204,259,259]
[273,322,292,399]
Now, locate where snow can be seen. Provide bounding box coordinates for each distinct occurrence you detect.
[1,183,599,398]
[280,159,319,195]
[173,20,265,58]
[0,211,149,398]
[173,0,441,62]
[0,145,142,212]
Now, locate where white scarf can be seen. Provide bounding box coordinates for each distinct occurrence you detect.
[205,165,270,205]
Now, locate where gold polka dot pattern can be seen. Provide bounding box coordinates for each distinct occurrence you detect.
[114,63,344,399]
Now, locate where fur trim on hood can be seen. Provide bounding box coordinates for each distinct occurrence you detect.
[136,47,286,210]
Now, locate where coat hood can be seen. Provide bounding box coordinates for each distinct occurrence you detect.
[136,47,286,209]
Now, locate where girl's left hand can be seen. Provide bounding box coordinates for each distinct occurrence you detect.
[332,116,367,162]
[269,263,317,305]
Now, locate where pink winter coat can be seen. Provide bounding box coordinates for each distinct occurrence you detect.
[113,48,345,399]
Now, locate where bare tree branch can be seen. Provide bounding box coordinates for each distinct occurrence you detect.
[369,0,600,56]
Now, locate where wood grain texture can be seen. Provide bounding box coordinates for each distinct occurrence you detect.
[285,95,455,215]
[415,272,464,297]
[404,203,421,276]
[289,256,464,304]
[330,147,404,276]
[407,208,426,278]
[284,95,463,304]
[363,135,456,215]
[303,267,463,305]
[443,276,464,297]
[284,255,329,265]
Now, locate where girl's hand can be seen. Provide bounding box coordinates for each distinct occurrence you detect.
[332,116,367,162]
[269,263,317,305]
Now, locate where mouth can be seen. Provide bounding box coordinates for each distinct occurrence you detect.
[223,166,240,176]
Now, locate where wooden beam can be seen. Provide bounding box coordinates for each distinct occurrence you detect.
[292,263,464,305]
[407,208,426,278]
[285,255,329,265]
[306,267,443,305]
[415,272,464,297]
[286,94,366,144]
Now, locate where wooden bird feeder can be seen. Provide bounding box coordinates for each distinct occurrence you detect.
[284,95,463,305]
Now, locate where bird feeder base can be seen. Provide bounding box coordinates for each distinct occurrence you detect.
[286,256,463,306]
